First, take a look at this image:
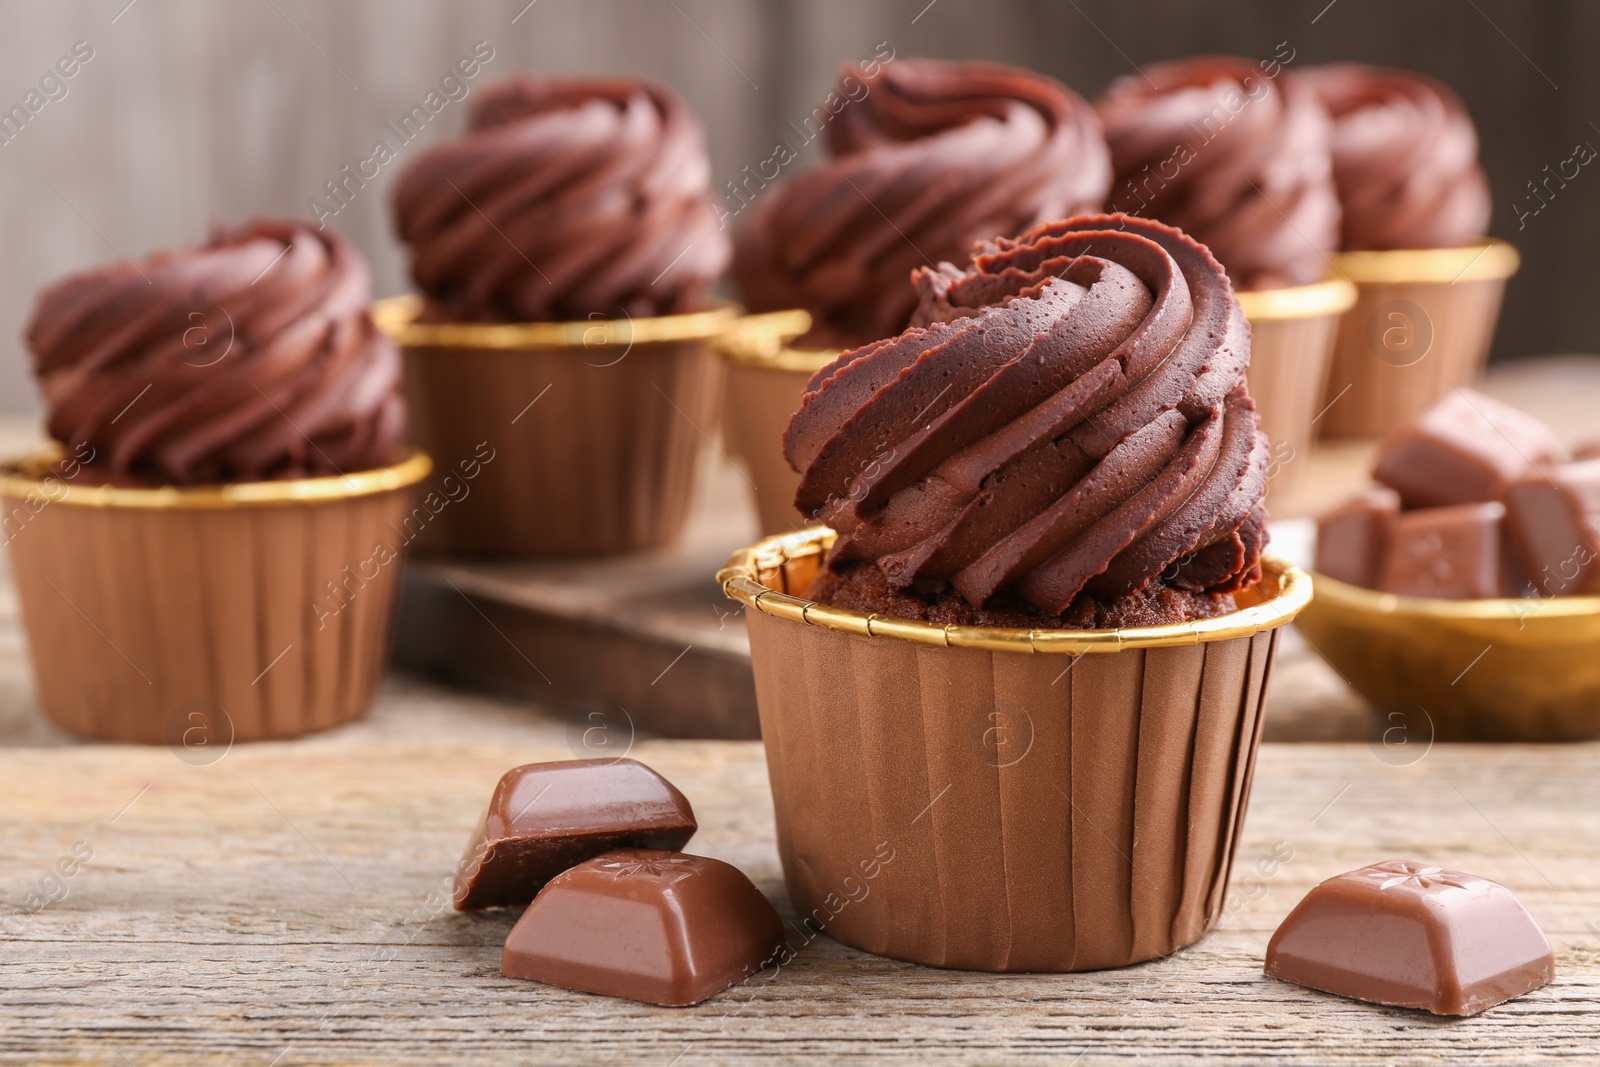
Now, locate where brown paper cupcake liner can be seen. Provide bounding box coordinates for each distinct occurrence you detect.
[1317,240,1519,439]
[719,529,1311,972]
[375,296,737,557]
[0,449,431,744]
[714,310,837,536]
[1237,279,1357,495]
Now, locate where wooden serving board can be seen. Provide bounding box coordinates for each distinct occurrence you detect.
[1,738,1598,1065]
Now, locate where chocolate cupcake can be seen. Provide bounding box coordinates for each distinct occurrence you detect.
[384,75,734,556]
[1096,56,1352,490]
[1304,64,1517,439]
[724,58,1110,533]
[719,215,1310,971]
[3,220,428,743]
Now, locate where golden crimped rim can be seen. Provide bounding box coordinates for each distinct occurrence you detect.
[713,308,839,373]
[1312,570,1600,621]
[0,447,432,510]
[1236,277,1358,322]
[372,294,740,350]
[1331,238,1520,285]
[718,526,1312,653]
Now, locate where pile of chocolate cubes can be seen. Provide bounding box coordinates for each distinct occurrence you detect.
[1317,389,1600,599]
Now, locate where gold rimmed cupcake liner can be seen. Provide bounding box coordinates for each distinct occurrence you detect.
[713,310,837,535]
[1296,570,1600,742]
[0,447,432,509]
[719,527,1311,653]
[1,449,431,744]
[720,527,1309,971]
[374,296,732,557]
[371,294,740,349]
[1235,278,1359,495]
[1317,239,1521,440]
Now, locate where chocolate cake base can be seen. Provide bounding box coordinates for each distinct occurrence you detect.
[806,561,1239,630]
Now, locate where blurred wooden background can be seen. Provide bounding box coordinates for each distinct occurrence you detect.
[0,0,1592,415]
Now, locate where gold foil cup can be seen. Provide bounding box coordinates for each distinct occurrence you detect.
[1237,279,1358,494]
[374,295,737,557]
[0,449,431,743]
[1296,571,1600,742]
[714,309,837,535]
[718,528,1311,971]
[1316,240,1520,439]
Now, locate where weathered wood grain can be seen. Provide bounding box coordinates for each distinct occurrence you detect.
[2,739,1598,1065]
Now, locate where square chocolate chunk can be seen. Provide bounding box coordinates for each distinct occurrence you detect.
[453,759,696,910]
[1379,502,1508,599]
[1504,459,1600,597]
[1266,860,1554,1016]
[502,849,786,1006]
[1315,487,1400,589]
[1373,389,1563,509]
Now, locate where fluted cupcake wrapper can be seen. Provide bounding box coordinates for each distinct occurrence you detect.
[378,297,735,558]
[0,451,429,744]
[1238,279,1356,495]
[1317,241,1519,440]
[723,531,1306,973]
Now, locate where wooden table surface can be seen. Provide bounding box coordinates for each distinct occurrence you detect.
[2,740,1598,1066]
[3,358,1600,1065]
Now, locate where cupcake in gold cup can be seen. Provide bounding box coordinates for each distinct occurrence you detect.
[1306,63,1517,439]
[387,75,732,557]
[1097,55,1351,492]
[4,220,427,744]
[720,215,1310,971]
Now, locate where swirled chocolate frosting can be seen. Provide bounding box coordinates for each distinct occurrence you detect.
[1305,64,1490,251]
[734,59,1112,349]
[786,214,1269,625]
[26,219,404,485]
[1097,57,1340,290]
[393,76,728,322]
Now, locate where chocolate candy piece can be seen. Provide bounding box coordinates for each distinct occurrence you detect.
[1379,502,1513,599]
[1315,487,1400,589]
[1505,459,1600,597]
[1266,860,1554,1016]
[1373,389,1564,509]
[453,759,696,910]
[502,849,786,1006]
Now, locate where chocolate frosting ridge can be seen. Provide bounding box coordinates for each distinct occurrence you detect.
[394,76,728,322]
[1097,56,1340,290]
[734,58,1112,348]
[26,219,404,486]
[785,214,1268,615]
[1305,63,1490,251]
